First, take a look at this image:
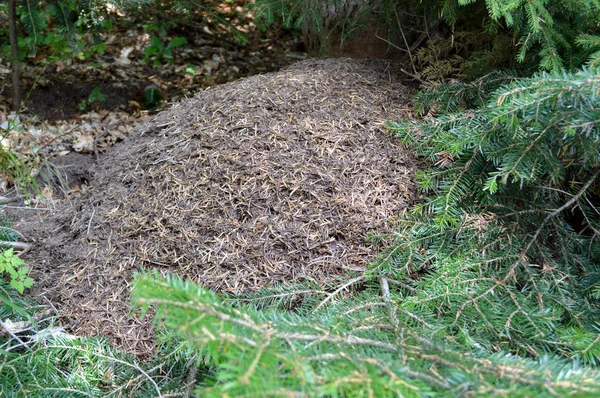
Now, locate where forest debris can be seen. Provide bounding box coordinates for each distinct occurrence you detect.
[72,133,95,153]
[16,58,415,356]
[116,47,134,65]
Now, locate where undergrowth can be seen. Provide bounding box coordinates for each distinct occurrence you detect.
[384,67,600,364]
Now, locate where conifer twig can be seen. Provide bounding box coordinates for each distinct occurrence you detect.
[0,226,24,238]
[312,275,365,313]
[399,68,430,87]
[183,364,199,397]
[456,168,600,319]
[380,277,398,328]
[522,167,600,259]
[49,344,163,397]
[239,338,269,385]
[394,8,416,75]
[0,240,31,252]
[385,277,417,293]
[0,319,31,351]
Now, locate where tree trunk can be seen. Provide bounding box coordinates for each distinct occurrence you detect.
[8,0,21,112]
[301,0,404,59]
[301,0,369,54]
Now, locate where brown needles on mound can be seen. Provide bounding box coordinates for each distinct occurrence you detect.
[20,58,416,355]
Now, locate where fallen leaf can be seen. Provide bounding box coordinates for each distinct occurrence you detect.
[73,133,95,153]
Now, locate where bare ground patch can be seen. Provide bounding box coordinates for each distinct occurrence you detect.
[13,58,416,355]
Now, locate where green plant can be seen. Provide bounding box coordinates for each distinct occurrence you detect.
[385,66,600,363]
[120,2,600,390]
[128,271,600,396]
[253,0,600,72]
[0,249,33,294]
[252,0,378,53]
[112,65,600,397]
[140,84,164,111]
[142,35,187,66]
[0,215,20,243]
[0,0,598,394]
[0,133,40,197]
[577,34,600,67]
[78,87,106,111]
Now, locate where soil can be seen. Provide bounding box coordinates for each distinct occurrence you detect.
[11,22,302,121]
[20,40,300,121]
[10,58,416,356]
[25,78,138,121]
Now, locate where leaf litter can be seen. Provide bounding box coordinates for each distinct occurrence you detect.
[0,0,301,196]
[9,58,416,356]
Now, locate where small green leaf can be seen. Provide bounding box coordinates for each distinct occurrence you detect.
[167,37,187,49]
[150,36,163,50]
[144,46,158,57]
[89,87,106,103]
[0,249,34,294]
[10,280,24,294]
[23,277,34,289]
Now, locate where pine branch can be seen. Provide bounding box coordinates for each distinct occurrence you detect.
[523,167,600,255]
[19,0,43,46]
[129,272,600,395]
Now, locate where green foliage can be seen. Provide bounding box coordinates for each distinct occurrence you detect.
[46,0,77,44]
[0,279,33,326]
[253,0,599,73]
[0,279,208,396]
[129,271,600,396]
[78,87,106,111]
[445,0,600,71]
[112,66,600,395]
[412,70,518,114]
[411,31,510,83]
[141,84,165,111]
[414,40,463,82]
[128,0,247,44]
[0,215,20,243]
[252,0,387,53]
[0,0,112,63]
[19,0,46,47]
[17,0,77,52]
[577,34,600,67]
[386,67,600,363]
[252,0,321,30]
[0,330,204,396]
[142,36,187,66]
[0,249,33,294]
[0,0,597,394]
[0,131,39,198]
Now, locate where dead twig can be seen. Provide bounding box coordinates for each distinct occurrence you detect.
[0,319,32,351]
[0,240,31,257]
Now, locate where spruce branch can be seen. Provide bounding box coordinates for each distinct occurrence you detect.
[0,319,31,351]
[47,344,164,397]
[379,277,397,326]
[523,167,600,254]
[131,272,600,395]
[312,275,365,313]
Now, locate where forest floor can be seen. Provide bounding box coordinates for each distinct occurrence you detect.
[0,3,417,356]
[0,1,303,186]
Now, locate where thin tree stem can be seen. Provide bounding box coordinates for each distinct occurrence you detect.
[523,167,600,256]
[8,0,21,111]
